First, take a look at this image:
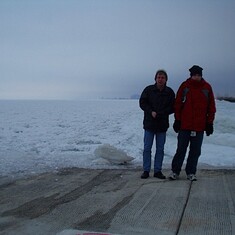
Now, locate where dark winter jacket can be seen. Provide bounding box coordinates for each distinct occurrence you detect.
[174,78,216,131]
[139,84,175,132]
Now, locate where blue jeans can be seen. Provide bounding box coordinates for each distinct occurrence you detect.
[171,130,204,175]
[143,130,166,173]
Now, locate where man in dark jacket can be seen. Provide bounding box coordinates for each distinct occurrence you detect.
[139,70,175,179]
[169,65,216,181]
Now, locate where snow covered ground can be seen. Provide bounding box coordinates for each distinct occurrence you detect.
[0,99,234,177]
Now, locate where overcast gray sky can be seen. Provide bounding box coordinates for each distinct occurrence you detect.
[1,0,235,100]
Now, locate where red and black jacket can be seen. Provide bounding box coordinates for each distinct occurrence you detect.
[175,78,216,131]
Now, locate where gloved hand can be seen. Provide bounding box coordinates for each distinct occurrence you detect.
[173,120,181,133]
[205,123,213,136]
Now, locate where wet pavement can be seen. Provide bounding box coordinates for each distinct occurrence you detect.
[0,168,234,235]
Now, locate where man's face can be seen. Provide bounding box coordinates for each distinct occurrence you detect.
[191,74,202,81]
[156,73,167,86]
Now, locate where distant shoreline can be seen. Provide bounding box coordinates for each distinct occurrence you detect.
[216,96,235,103]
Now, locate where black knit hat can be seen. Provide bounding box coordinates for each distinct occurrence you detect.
[189,65,203,76]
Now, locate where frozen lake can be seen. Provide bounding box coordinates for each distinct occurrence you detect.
[0,99,235,177]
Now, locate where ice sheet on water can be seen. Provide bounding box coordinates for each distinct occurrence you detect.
[0,99,234,177]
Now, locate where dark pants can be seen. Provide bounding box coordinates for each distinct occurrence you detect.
[171,130,204,175]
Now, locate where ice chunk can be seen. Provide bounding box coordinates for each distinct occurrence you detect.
[94,144,134,164]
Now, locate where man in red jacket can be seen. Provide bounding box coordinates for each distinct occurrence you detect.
[169,65,216,181]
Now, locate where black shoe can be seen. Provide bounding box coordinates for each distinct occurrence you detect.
[141,171,149,179]
[154,171,166,179]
